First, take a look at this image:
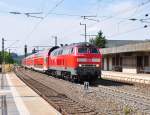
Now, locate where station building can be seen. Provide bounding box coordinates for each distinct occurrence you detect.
[101,41,150,74]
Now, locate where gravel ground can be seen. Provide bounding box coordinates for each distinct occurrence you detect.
[19,68,150,115]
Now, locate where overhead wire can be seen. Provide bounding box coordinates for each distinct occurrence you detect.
[62,0,150,42]
[24,0,65,43]
[89,1,150,36]
[117,0,150,33]
[99,0,150,23]
[48,12,82,17]
[107,25,149,38]
[2,0,150,48]
[14,0,65,52]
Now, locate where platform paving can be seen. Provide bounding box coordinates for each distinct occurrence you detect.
[102,71,150,84]
[0,73,61,115]
[0,73,19,115]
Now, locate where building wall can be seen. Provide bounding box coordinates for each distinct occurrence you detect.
[122,56,136,67]
[102,53,150,73]
[109,57,112,70]
[122,56,137,73]
[122,67,137,73]
[104,57,107,71]
[103,56,113,71]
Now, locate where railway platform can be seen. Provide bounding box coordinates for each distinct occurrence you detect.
[102,71,150,84]
[0,72,61,115]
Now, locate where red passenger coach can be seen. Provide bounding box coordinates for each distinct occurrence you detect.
[22,43,102,82]
[22,54,34,69]
[33,50,49,71]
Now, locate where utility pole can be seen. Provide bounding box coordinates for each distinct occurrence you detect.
[8,49,10,68]
[52,36,58,46]
[80,23,87,42]
[80,15,98,42]
[24,45,27,69]
[1,38,5,89]
[55,36,57,46]
[24,44,27,57]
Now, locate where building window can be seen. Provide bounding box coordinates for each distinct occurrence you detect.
[144,56,149,67]
[123,56,136,67]
[112,57,115,66]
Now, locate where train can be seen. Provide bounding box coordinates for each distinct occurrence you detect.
[22,42,102,82]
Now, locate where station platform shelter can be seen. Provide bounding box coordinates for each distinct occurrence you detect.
[101,41,150,74]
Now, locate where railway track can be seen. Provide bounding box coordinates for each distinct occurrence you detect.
[14,67,150,114]
[14,67,98,115]
[94,85,150,114]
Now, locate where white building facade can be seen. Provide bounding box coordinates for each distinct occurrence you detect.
[101,42,150,74]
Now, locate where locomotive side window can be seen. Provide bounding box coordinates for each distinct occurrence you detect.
[78,47,88,53]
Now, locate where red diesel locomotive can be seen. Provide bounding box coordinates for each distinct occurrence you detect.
[22,42,102,82]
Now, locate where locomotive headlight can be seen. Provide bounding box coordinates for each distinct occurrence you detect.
[79,64,82,67]
[77,58,87,62]
[96,64,100,67]
[92,58,100,62]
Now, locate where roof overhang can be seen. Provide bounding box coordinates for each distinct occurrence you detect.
[101,41,150,55]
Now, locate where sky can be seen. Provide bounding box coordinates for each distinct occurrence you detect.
[0,0,149,54]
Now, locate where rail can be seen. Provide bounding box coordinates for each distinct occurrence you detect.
[14,67,97,115]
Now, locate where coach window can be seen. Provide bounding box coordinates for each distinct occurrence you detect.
[58,50,63,55]
[57,50,60,55]
[54,51,57,56]
[59,50,62,55]
[62,48,70,55]
[51,52,54,56]
[62,49,66,55]
[70,48,74,54]
[56,51,59,56]
[69,48,74,54]
[66,49,69,55]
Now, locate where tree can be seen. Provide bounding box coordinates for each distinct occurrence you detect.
[89,30,107,48]
[0,51,14,64]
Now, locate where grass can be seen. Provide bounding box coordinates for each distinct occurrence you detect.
[124,105,133,115]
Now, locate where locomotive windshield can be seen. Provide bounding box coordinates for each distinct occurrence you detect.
[90,48,99,53]
[78,47,99,53]
[78,47,88,53]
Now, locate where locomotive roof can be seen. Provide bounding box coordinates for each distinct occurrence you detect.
[24,42,98,59]
[61,42,97,48]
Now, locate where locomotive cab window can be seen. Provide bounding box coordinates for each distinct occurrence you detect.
[78,47,99,53]
[90,48,99,53]
[78,47,88,53]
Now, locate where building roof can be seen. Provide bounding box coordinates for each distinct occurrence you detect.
[106,40,143,48]
[101,41,150,54]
